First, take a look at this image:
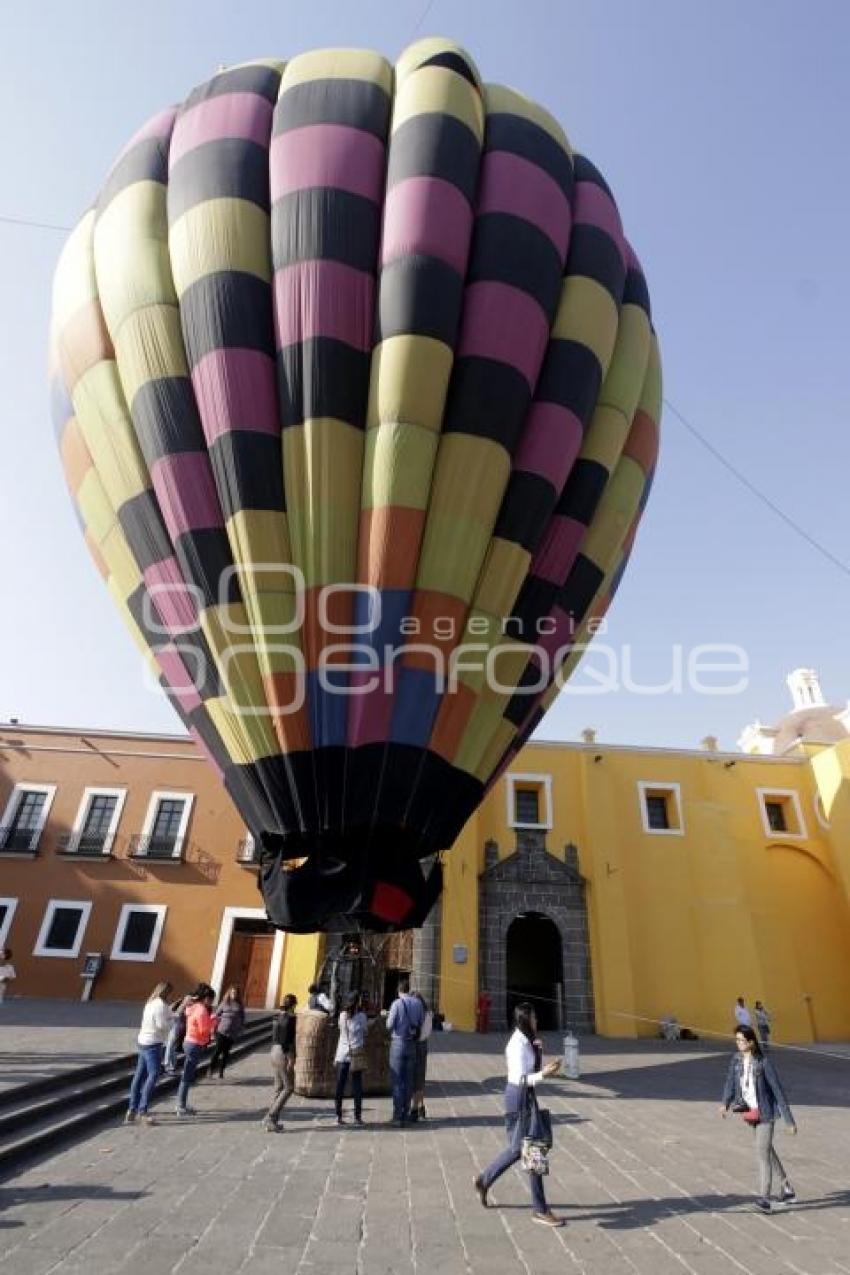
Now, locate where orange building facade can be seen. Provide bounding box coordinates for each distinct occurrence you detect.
[0,725,321,1007]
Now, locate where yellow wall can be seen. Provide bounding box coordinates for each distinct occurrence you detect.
[278,933,323,1009]
[436,740,850,1042]
[4,726,850,1042]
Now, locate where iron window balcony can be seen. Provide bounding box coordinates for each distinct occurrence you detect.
[0,826,41,854]
[56,830,117,857]
[129,834,186,862]
[236,837,261,866]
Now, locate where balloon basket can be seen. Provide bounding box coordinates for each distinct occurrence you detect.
[294,1010,391,1097]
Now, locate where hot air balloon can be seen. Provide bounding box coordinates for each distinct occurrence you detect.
[50,40,661,933]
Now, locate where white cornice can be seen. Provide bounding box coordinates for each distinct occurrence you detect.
[0,721,810,766]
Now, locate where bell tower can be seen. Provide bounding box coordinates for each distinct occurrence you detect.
[787,668,826,711]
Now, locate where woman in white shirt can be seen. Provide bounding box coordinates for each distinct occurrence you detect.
[124,981,175,1126]
[334,991,368,1125]
[473,1002,562,1227]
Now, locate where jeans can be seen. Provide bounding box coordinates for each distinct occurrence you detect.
[335,1061,363,1119]
[177,1042,204,1110]
[128,1043,163,1114]
[753,1120,790,1198]
[209,1033,234,1077]
[389,1038,416,1122]
[266,1045,295,1122]
[164,1023,184,1070]
[480,1084,547,1213]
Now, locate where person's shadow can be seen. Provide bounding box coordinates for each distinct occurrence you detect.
[521,1189,850,1228]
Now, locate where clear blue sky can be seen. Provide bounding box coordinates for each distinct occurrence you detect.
[1,0,848,749]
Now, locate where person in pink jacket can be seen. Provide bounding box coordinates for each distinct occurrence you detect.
[175,984,217,1116]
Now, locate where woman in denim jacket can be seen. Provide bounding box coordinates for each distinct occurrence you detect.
[720,1025,797,1212]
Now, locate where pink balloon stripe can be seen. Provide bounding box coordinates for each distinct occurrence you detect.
[192,348,280,444]
[513,402,583,491]
[477,151,571,259]
[151,452,223,536]
[573,181,626,264]
[381,176,474,275]
[274,259,375,352]
[457,282,550,388]
[155,644,203,713]
[142,558,200,635]
[170,93,274,167]
[114,107,178,164]
[270,125,385,203]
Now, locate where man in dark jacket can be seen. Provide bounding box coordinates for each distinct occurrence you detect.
[265,994,298,1131]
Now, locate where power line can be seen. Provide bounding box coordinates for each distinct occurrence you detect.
[0,213,71,233]
[664,394,850,580]
[410,0,437,36]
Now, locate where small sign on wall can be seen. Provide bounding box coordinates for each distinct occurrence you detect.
[452,944,468,965]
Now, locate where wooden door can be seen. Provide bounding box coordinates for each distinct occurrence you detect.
[243,935,274,1008]
[221,932,252,997]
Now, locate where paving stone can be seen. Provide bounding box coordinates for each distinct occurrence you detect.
[1,1034,849,1273]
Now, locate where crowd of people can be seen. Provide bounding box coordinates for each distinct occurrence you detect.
[125,980,246,1123]
[124,975,436,1132]
[122,979,800,1223]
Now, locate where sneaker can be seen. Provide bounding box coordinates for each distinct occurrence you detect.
[781,1185,797,1203]
[473,1175,489,1208]
[354,1116,364,1126]
[124,1111,137,1125]
[336,1116,345,1126]
[532,1212,564,1228]
[408,1110,419,1123]
[264,1119,281,1133]
[139,1114,157,1126]
[753,1198,771,1213]
[175,1106,196,1118]
[418,1105,427,1120]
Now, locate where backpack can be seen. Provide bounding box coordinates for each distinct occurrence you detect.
[402,995,423,1041]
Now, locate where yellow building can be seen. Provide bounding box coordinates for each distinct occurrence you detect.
[2,669,850,1042]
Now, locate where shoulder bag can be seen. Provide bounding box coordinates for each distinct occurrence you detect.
[345,1015,367,1073]
[519,1077,553,1175]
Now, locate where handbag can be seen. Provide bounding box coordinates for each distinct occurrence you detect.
[345,1016,367,1073]
[741,1107,760,1125]
[519,1078,553,1176]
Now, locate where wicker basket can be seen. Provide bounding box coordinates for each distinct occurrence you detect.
[294,1011,391,1097]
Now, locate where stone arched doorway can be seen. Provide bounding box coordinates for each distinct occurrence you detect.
[479,831,595,1034]
[506,912,563,1030]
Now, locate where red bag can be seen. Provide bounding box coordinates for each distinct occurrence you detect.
[741,1107,760,1125]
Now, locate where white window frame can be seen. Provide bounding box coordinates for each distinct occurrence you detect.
[0,897,18,948]
[33,899,93,959]
[506,773,554,830]
[140,790,194,859]
[0,783,57,853]
[638,781,685,836]
[756,788,807,840]
[813,791,830,830]
[69,787,127,855]
[110,903,167,962]
[209,907,286,1011]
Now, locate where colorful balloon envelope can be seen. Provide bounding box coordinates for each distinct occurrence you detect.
[50,40,661,932]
